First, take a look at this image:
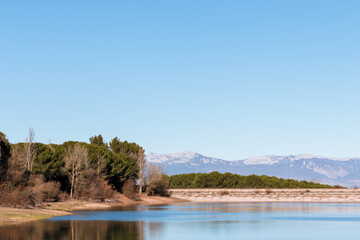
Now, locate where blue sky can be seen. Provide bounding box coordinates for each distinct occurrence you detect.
[1,1,360,160]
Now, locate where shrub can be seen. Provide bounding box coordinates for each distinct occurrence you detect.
[147,175,169,196]
[74,170,115,201]
[219,190,230,196]
[0,176,62,207]
[145,164,169,196]
[122,179,140,200]
[41,181,62,202]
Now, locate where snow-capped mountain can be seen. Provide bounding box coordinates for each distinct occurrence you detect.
[146,152,360,187]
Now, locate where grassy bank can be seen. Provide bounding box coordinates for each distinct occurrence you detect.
[0,207,71,226]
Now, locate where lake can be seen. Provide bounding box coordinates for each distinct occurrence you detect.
[1,202,360,240]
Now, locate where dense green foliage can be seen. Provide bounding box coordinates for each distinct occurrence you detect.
[89,135,106,147]
[0,132,165,206]
[32,143,68,190]
[109,137,142,157]
[5,134,142,193]
[0,132,11,180]
[169,172,335,189]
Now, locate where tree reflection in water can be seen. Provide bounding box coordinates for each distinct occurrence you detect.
[0,220,153,240]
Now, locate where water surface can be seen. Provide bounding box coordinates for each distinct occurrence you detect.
[1,202,360,240]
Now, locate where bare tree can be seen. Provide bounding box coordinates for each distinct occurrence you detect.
[64,143,88,198]
[24,128,36,172]
[137,147,146,194]
[145,164,168,196]
[6,144,27,187]
[310,178,319,184]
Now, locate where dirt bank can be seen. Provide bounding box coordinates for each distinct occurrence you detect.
[47,194,186,211]
[0,194,186,226]
[169,188,360,202]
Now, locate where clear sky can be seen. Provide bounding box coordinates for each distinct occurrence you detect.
[1,1,360,160]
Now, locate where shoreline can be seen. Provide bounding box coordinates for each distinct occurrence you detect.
[3,188,360,226]
[0,194,186,226]
[0,207,71,226]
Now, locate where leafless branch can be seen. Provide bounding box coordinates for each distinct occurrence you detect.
[64,143,88,198]
[24,128,36,172]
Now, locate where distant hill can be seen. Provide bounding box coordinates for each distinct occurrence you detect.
[146,151,360,187]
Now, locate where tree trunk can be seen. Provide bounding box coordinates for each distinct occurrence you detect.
[139,179,142,195]
[70,163,75,198]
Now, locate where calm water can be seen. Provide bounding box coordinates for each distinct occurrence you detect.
[1,202,360,240]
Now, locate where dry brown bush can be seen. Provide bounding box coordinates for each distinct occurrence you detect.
[0,175,62,207]
[145,164,169,196]
[0,183,26,207]
[122,179,140,200]
[74,170,115,201]
[219,190,230,196]
[40,180,62,202]
[0,147,62,207]
[5,145,27,187]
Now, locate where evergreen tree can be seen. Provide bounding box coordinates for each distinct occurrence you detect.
[89,135,106,147]
[169,172,334,189]
[0,131,11,180]
[109,137,121,153]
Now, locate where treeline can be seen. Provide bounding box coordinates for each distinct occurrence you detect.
[169,172,337,189]
[0,130,163,207]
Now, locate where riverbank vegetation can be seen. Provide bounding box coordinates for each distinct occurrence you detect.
[0,130,167,208]
[169,172,338,189]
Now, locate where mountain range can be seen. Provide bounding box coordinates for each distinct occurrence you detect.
[146,151,360,187]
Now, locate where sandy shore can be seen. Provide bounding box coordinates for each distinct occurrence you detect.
[0,194,186,226]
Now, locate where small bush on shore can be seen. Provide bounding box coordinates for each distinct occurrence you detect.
[0,176,61,207]
[122,179,140,200]
[145,165,169,196]
[74,170,115,201]
[219,190,230,196]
